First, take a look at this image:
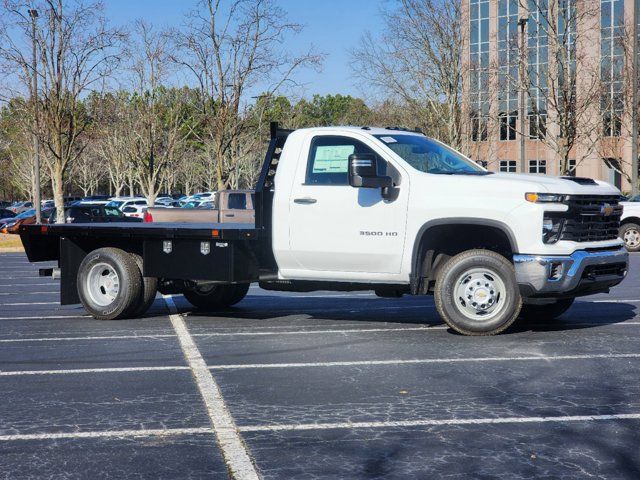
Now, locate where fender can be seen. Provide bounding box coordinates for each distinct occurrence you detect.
[410,218,520,294]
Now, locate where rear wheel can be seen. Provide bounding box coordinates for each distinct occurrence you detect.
[519,298,575,321]
[184,283,250,309]
[434,249,522,336]
[77,248,142,320]
[620,223,640,252]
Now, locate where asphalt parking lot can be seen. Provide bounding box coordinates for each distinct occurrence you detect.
[1,252,640,479]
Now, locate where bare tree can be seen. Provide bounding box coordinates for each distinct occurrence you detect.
[514,0,603,175]
[0,0,125,222]
[171,0,321,190]
[351,0,465,149]
[127,21,191,205]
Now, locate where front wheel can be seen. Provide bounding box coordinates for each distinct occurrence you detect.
[620,223,640,252]
[519,298,575,321]
[434,249,522,336]
[184,283,250,309]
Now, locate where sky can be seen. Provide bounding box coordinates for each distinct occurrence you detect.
[103,0,387,99]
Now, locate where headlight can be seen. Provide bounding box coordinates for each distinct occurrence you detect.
[542,215,563,244]
[525,192,565,203]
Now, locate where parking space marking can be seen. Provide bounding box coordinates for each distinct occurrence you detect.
[0,301,58,306]
[0,366,188,376]
[0,315,90,320]
[164,295,260,480]
[205,352,640,370]
[0,333,176,343]
[238,413,640,432]
[0,291,58,296]
[0,283,59,287]
[0,427,211,442]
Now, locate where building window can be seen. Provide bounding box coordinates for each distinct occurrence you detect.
[566,159,577,176]
[529,159,547,174]
[529,113,547,139]
[498,0,519,141]
[470,0,490,141]
[500,160,517,172]
[601,0,624,137]
[527,0,548,140]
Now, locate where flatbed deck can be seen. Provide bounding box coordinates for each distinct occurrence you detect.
[20,222,259,240]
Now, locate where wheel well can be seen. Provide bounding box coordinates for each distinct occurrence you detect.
[621,216,640,226]
[411,222,515,295]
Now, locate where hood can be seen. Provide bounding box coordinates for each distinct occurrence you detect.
[482,173,621,196]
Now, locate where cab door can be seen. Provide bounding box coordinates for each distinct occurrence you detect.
[287,134,409,277]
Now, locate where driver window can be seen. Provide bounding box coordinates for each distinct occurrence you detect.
[306,136,383,185]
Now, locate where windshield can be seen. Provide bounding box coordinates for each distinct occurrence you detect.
[374,134,487,175]
[104,207,122,217]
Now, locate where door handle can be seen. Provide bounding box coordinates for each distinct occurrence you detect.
[293,197,317,205]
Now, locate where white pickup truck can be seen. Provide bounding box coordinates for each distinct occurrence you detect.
[19,124,628,335]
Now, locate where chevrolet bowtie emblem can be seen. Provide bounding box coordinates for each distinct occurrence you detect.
[600,204,614,216]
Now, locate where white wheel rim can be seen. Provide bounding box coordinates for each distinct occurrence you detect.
[454,267,507,322]
[623,228,640,248]
[86,262,120,307]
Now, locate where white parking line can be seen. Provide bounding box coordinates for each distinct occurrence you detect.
[0,427,211,442]
[238,413,640,432]
[0,291,59,296]
[164,295,260,480]
[0,315,89,320]
[206,352,640,370]
[0,366,188,376]
[0,283,58,287]
[0,302,58,306]
[0,334,176,343]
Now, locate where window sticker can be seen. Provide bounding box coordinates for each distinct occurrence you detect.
[312,145,354,173]
[379,136,397,143]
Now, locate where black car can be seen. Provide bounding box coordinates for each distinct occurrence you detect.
[0,208,17,219]
[48,205,143,223]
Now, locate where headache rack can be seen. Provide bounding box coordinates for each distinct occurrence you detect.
[559,195,622,243]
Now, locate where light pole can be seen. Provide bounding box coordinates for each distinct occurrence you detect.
[29,8,41,224]
[632,2,638,196]
[518,16,529,174]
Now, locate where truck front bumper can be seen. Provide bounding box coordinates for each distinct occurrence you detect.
[513,247,628,298]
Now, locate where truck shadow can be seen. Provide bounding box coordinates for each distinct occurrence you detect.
[172,295,638,334]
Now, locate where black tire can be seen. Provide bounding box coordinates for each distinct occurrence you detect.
[130,253,158,317]
[620,223,640,252]
[519,298,575,321]
[77,248,142,320]
[184,283,250,309]
[434,249,522,336]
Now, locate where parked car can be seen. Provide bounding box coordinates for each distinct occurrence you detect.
[106,197,148,211]
[47,205,142,224]
[0,200,12,208]
[0,208,17,220]
[121,205,147,219]
[2,208,54,234]
[8,201,33,214]
[182,200,203,209]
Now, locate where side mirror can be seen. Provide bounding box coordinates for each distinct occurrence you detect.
[348,153,393,190]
